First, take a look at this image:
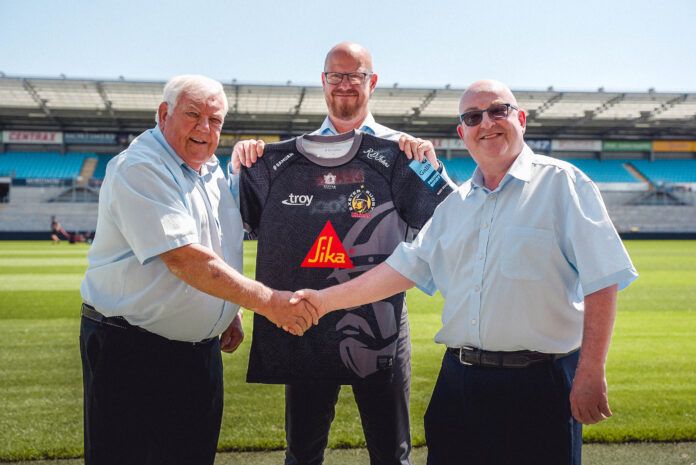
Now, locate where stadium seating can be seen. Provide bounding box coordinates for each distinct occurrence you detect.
[652,94,696,120]
[564,159,640,183]
[92,155,115,180]
[441,158,477,184]
[0,152,90,180]
[631,159,696,184]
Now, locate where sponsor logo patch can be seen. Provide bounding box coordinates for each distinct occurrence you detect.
[272,152,294,171]
[316,169,365,189]
[281,193,313,206]
[301,221,354,269]
[348,186,376,218]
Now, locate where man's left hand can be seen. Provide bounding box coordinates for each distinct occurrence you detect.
[220,311,244,353]
[398,134,440,169]
[569,364,612,424]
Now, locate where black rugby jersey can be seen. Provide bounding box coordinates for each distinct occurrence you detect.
[240,130,452,384]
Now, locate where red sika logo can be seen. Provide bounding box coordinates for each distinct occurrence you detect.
[301,221,354,269]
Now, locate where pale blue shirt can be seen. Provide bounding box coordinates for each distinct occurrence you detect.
[314,113,402,140]
[81,127,244,342]
[386,145,638,353]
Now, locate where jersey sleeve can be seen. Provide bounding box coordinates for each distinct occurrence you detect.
[239,159,271,235]
[391,153,453,230]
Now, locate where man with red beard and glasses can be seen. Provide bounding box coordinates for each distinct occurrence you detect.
[231,42,452,177]
[232,43,455,465]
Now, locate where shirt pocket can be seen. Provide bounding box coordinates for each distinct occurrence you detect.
[500,226,554,281]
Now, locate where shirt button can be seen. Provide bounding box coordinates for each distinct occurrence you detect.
[471,319,477,325]
[482,222,488,229]
[478,254,484,260]
[474,285,481,292]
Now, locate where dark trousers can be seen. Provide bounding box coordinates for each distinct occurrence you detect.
[424,349,582,465]
[284,335,412,465]
[80,315,223,465]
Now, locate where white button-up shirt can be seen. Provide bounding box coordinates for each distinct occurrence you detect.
[386,145,638,353]
[81,127,244,342]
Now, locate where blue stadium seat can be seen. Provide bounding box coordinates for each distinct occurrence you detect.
[441,158,477,184]
[92,154,231,181]
[0,152,90,180]
[92,155,116,180]
[630,159,696,184]
[564,159,639,183]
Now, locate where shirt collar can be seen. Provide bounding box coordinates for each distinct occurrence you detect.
[470,143,534,192]
[318,113,378,136]
[151,125,219,178]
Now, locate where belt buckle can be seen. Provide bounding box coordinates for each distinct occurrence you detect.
[458,346,475,366]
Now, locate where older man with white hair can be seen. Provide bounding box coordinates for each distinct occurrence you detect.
[80,75,317,465]
[292,80,638,465]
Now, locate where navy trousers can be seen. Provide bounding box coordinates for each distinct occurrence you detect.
[284,332,412,465]
[80,315,223,465]
[424,349,582,465]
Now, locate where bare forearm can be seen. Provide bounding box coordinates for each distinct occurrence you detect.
[160,243,272,313]
[578,284,618,369]
[323,262,414,313]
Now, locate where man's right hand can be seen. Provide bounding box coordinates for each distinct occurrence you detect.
[289,289,329,320]
[258,290,319,336]
[231,139,265,174]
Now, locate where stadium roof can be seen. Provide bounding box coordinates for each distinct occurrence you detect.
[1,76,696,138]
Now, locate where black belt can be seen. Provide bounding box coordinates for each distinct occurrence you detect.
[81,303,216,344]
[447,347,576,369]
[81,303,145,332]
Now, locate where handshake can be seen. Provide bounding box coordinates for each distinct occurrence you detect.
[256,289,327,336]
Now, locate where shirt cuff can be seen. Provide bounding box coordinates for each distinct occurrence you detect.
[386,244,437,296]
[582,267,639,295]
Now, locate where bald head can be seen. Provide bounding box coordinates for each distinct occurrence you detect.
[459,80,518,114]
[324,42,373,72]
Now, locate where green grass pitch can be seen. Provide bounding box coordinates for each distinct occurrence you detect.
[0,240,695,460]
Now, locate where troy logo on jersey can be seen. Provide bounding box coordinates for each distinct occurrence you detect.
[301,221,354,269]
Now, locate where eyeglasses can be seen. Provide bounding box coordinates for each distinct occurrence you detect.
[459,103,519,127]
[323,72,372,85]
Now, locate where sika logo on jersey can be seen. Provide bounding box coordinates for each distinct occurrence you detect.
[348,186,376,218]
[301,221,354,269]
[282,193,314,206]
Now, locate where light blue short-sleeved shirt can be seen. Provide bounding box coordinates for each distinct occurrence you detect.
[386,145,638,353]
[314,113,402,141]
[81,127,244,342]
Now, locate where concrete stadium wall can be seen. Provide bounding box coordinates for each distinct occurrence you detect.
[2,187,696,239]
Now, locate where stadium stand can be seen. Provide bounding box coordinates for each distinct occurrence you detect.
[0,152,91,180]
[538,92,619,119]
[441,158,477,184]
[91,155,115,180]
[1,76,696,236]
[564,159,640,183]
[630,159,696,184]
[595,93,681,120]
[652,93,696,120]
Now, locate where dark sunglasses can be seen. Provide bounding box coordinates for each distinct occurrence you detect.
[459,103,519,127]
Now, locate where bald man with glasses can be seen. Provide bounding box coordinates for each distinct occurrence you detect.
[292,79,638,465]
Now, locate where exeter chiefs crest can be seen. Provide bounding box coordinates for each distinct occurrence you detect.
[348,186,376,218]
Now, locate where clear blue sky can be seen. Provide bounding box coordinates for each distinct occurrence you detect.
[1,0,695,92]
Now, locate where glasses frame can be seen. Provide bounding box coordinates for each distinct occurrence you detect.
[459,103,519,127]
[323,72,372,86]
